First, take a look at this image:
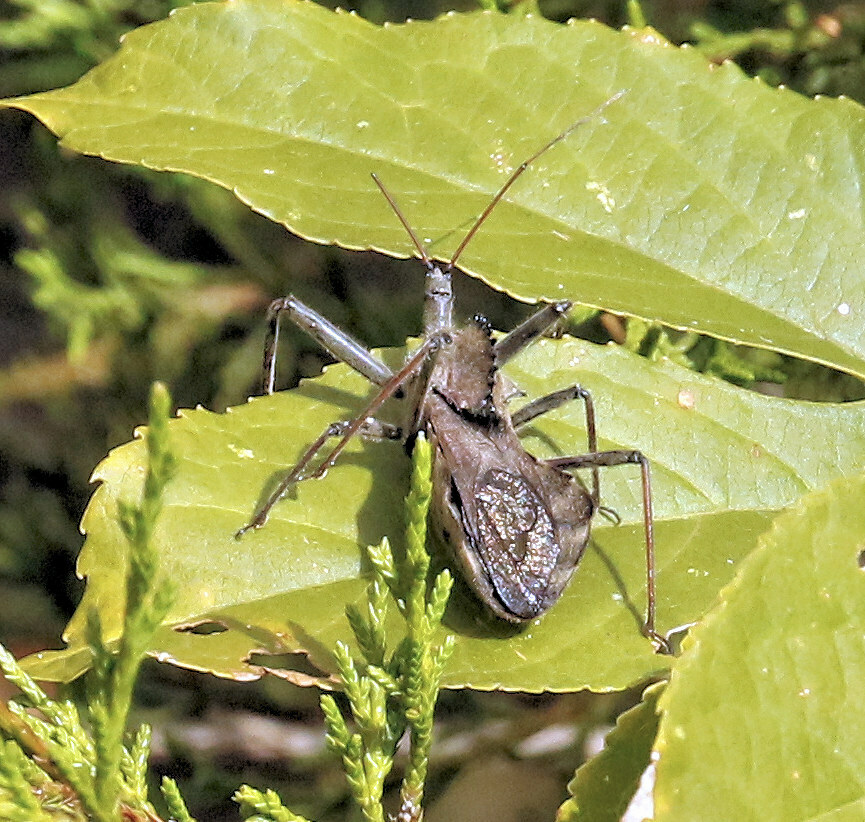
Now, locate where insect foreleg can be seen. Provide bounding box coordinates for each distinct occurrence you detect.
[304,335,445,482]
[264,295,394,394]
[492,301,572,365]
[545,449,667,652]
[237,333,446,538]
[235,417,401,538]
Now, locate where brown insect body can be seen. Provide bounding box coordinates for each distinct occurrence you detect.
[422,320,593,622]
[238,94,665,648]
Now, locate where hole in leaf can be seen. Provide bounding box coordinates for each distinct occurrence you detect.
[173,620,229,635]
[857,548,865,570]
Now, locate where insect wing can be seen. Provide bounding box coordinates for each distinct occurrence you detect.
[428,390,576,621]
[474,468,560,619]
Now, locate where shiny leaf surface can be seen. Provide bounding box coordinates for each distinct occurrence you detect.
[22,340,865,691]
[655,472,865,820]
[3,2,865,375]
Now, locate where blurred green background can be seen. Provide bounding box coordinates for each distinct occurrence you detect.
[2,1,864,818]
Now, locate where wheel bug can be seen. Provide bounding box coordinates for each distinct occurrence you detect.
[237,93,668,651]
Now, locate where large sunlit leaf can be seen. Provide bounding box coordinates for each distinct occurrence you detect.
[2,1,865,376]
[22,338,865,691]
[654,471,865,820]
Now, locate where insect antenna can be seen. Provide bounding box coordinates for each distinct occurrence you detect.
[448,90,626,271]
[371,173,433,267]
[372,172,455,332]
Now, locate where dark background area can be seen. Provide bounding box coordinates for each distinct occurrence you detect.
[1,1,864,818]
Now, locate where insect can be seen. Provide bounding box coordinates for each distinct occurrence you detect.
[237,94,668,651]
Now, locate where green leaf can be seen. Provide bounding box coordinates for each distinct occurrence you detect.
[21,339,865,691]
[3,2,865,376]
[654,471,865,821]
[557,683,662,822]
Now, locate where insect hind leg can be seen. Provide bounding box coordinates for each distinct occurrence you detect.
[545,449,668,653]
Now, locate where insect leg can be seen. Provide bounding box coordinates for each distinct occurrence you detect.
[511,385,596,443]
[308,333,448,475]
[235,417,401,538]
[237,334,446,538]
[263,296,394,394]
[493,301,572,365]
[545,449,668,652]
[512,384,600,508]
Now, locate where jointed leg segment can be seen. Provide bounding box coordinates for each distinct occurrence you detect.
[236,333,446,538]
[546,449,665,650]
[234,417,400,538]
[509,371,664,649]
[263,296,394,394]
